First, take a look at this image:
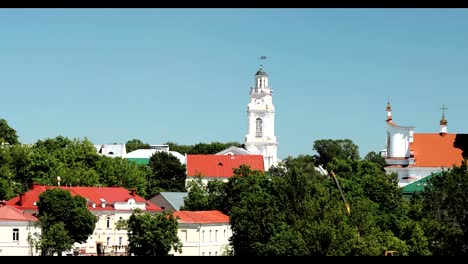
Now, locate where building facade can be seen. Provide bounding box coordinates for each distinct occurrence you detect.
[6,184,163,256]
[171,210,232,256]
[0,202,40,256]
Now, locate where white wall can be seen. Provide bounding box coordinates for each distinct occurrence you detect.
[171,223,232,256]
[0,221,40,256]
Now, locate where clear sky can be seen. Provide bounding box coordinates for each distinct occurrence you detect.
[2,8,468,160]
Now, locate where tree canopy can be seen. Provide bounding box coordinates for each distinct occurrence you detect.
[125,139,151,153]
[36,188,96,255]
[313,139,360,168]
[121,209,182,256]
[0,118,19,145]
[148,151,186,196]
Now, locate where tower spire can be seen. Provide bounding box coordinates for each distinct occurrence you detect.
[440,104,448,135]
[386,97,392,122]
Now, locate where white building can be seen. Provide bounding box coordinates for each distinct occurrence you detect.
[6,184,163,256]
[94,143,127,158]
[382,101,466,187]
[0,202,41,256]
[244,66,279,171]
[171,210,232,256]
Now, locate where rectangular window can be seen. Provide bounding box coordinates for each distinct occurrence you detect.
[107,237,110,246]
[181,230,187,242]
[224,230,226,240]
[13,228,19,241]
[202,230,205,242]
[119,237,122,246]
[209,230,212,242]
[215,230,218,241]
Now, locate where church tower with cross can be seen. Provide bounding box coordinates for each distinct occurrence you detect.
[382,100,467,189]
[244,60,278,171]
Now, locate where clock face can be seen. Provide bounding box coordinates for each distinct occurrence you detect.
[255,98,264,104]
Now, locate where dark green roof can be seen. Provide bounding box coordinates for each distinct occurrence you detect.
[127,158,150,165]
[255,67,268,76]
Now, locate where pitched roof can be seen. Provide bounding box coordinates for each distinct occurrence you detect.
[152,192,188,211]
[412,133,466,167]
[186,154,264,178]
[0,203,37,221]
[402,172,440,195]
[6,184,163,212]
[173,210,229,224]
[255,67,268,76]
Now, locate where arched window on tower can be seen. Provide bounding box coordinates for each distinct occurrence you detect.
[256,118,263,137]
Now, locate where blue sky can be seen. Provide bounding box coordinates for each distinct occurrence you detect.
[2,8,468,160]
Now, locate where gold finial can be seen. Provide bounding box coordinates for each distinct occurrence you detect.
[440,104,448,125]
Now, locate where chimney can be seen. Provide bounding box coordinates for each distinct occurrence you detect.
[18,193,25,206]
[130,188,136,197]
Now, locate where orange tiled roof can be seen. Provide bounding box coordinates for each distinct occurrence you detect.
[412,133,465,167]
[6,184,163,212]
[173,210,229,224]
[186,154,264,178]
[0,204,37,221]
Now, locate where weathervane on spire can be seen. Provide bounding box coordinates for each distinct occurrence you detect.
[259,56,267,67]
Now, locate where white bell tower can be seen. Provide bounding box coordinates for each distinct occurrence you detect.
[244,65,278,171]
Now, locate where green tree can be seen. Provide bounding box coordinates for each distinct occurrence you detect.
[228,155,419,256]
[313,139,360,168]
[125,139,150,153]
[36,188,96,255]
[182,173,227,212]
[122,209,182,256]
[36,221,74,256]
[0,144,31,200]
[364,151,387,170]
[414,161,468,255]
[0,118,20,145]
[181,175,209,211]
[164,141,242,155]
[94,156,150,198]
[29,136,101,186]
[148,151,186,196]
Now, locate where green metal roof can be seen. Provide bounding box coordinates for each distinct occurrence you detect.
[402,171,442,195]
[127,158,150,165]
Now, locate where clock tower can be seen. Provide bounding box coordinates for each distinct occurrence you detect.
[244,66,278,171]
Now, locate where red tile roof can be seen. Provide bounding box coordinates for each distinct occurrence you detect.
[412,133,464,167]
[6,184,162,212]
[0,203,37,221]
[186,154,264,178]
[173,210,229,224]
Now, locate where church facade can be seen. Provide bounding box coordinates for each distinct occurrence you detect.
[382,101,467,188]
